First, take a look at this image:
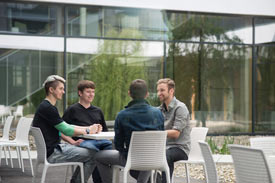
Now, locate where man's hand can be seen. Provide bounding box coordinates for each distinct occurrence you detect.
[97,124,103,133]
[89,124,98,134]
[72,139,84,146]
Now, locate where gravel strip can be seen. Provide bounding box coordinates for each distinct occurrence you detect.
[174,163,236,183]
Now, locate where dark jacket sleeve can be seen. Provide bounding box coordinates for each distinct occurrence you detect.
[114,114,126,155]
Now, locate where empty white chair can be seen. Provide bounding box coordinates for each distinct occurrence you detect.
[113,131,169,183]
[0,105,5,124]
[13,105,23,121]
[229,144,273,183]
[0,116,14,167]
[0,105,11,124]
[173,127,208,183]
[250,137,275,178]
[198,141,219,183]
[250,137,275,156]
[0,116,14,142]
[0,117,33,175]
[31,127,84,183]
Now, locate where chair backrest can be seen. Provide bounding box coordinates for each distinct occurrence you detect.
[198,141,219,183]
[14,117,33,143]
[0,106,11,115]
[229,144,273,183]
[125,131,167,171]
[31,127,47,164]
[188,127,209,160]
[15,105,23,116]
[0,116,14,141]
[250,137,275,156]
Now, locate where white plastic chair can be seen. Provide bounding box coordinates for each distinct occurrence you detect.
[173,127,208,183]
[0,105,11,124]
[0,105,5,124]
[0,116,14,167]
[198,141,219,183]
[31,127,84,183]
[229,144,274,183]
[113,131,170,183]
[13,105,23,121]
[250,137,275,156]
[250,137,275,178]
[0,117,33,175]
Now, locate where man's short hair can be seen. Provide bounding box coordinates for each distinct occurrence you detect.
[43,75,65,96]
[157,78,175,91]
[129,79,148,99]
[77,80,95,93]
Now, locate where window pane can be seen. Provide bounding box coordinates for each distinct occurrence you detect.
[66,37,164,120]
[67,6,102,37]
[256,45,275,132]
[0,49,63,115]
[0,2,63,35]
[103,8,168,40]
[164,12,252,44]
[166,42,252,134]
[255,18,275,44]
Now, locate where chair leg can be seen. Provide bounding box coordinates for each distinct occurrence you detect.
[0,146,2,166]
[3,146,8,165]
[41,166,49,183]
[123,169,128,183]
[150,170,155,183]
[32,162,39,183]
[64,165,74,183]
[16,146,21,168]
[112,166,120,183]
[185,164,190,183]
[18,147,24,172]
[7,146,13,168]
[164,169,171,183]
[27,147,34,176]
[79,165,84,183]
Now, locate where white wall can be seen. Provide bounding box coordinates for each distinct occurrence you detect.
[23,0,275,16]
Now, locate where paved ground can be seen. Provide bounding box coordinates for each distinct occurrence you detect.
[0,159,204,183]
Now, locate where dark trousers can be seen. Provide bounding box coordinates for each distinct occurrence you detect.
[130,147,188,183]
[161,147,188,183]
[92,167,102,183]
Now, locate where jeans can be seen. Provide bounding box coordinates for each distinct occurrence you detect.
[80,139,112,183]
[95,150,151,183]
[47,143,97,183]
[80,139,112,152]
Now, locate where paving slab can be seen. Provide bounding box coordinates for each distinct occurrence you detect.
[0,159,204,183]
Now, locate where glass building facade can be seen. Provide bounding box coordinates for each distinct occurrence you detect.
[0,1,274,135]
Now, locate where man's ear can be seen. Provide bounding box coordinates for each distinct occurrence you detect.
[49,87,54,94]
[78,90,82,97]
[169,88,175,96]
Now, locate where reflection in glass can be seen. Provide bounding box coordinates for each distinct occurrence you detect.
[256,45,275,132]
[67,6,102,37]
[255,18,275,44]
[66,37,163,120]
[0,2,63,35]
[163,12,252,43]
[103,8,168,40]
[166,42,252,134]
[0,49,63,115]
